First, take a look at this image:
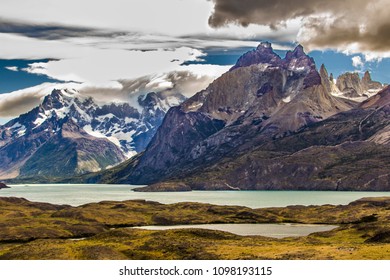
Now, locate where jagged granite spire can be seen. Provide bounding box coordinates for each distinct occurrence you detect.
[320,64,332,93]
[362,70,382,91]
[231,42,318,75]
[330,73,334,82]
[230,41,281,71]
[285,44,306,60]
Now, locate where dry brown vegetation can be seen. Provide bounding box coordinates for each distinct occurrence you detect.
[0,196,389,260]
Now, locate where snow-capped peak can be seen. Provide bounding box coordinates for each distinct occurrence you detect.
[1,89,186,159]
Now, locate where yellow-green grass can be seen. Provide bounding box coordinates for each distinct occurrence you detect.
[0,196,389,260]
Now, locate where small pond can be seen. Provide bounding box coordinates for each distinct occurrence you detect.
[134,223,338,238]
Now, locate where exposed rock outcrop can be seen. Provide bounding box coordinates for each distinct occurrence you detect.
[362,71,382,91]
[0,182,10,189]
[133,182,192,192]
[336,72,364,98]
[336,71,383,99]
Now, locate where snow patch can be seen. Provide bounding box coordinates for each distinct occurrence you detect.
[83,125,106,138]
[9,122,22,129]
[97,113,116,121]
[83,125,135,159]
[52,106,70,119]
[282,95,292,103]
[17,128,26,136]
[16,125,26,137]
[33,116,47,128]
[125,117,139,123]
[187,102,203,111]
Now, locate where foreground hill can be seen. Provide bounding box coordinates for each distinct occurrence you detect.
[0,196,389,259]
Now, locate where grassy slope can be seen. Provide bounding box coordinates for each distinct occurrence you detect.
[0,196,389,260]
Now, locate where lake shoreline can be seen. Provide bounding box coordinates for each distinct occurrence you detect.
[1,183,390,207]
[133,223,339,238]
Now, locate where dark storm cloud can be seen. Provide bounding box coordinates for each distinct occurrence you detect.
[303,18,390,53]
[0,18,125,40]
[118,70,219,98]
[208,0,322,28]
[0,90,43,117]
[208,0,389,53]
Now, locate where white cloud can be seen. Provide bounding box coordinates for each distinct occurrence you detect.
[0,0,298,121]
[5,66,18,71]
[0,33,92,60]
[352,56,364,68]
[0,0,213,37]
[0,63,231,119]
[23,47,206,84]
[0,31,246,96]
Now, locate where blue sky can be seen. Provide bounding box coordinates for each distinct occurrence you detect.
[1,0,389,123]
[3,48,388,98]
[185,47,390,84]
[0,59,61,94]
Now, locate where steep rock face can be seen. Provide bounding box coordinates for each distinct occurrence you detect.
[320,64,332,93]
[128,107,225,183]
[362,71,382,91]
[319,64,340,95]
[359,86,390,145]
[133,92,184,152]
[0,110,62,179]
[336,71,383,99]
[336,72,364,97]
[19,118,125,178]
[99,43,354,185]
[0,113,125,180]
[230,41,281,71]
[360,85,390,109]
[180,103,390,191]
[0,182,9,189]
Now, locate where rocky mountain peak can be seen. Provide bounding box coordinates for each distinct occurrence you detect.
[0,87,186,180]
[138,92,159,108]
[363,71,372,82]
[336,72,364,98]
[319,64,332,93]
[230,42,316,75]
[256,41,272,50]
[362,71,382,91]
[41,88,84,111]
[285,44,305,60]
[284,44,316,72]
[336,71,383,99]
[230,42,282,71]
[42,89,67,110]
[320,64,328,77]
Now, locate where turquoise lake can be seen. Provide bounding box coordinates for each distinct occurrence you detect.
[1,184,389,207]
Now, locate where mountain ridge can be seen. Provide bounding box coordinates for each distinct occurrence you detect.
[81,43,390,190]
[0,88,185,180]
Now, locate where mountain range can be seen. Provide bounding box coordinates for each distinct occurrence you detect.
[79,43,390,191]
[0,88,185,181]
[2,42,390,191]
